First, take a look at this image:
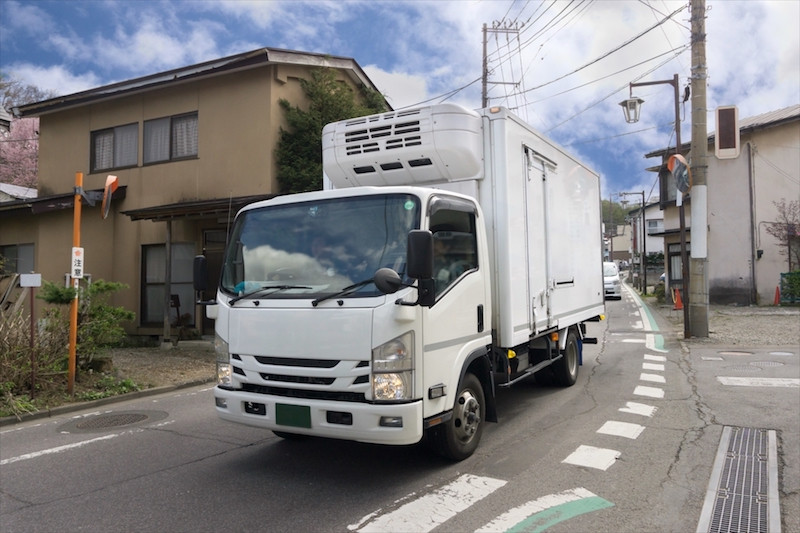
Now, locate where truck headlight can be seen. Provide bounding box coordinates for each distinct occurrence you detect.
[215,334,232,386]
[372,332,414,401]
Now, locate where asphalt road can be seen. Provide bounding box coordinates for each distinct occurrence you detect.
[1,285,797,532]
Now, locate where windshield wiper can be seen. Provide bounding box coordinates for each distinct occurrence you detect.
[230,284,311,305]
[311,278,375,307]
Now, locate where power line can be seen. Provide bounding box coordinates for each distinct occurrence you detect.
[515,2,686,98]
[544,45,687,133]
[508,44,689,105]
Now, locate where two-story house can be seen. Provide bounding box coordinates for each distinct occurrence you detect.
[0,47,388,341]
[647,104,800,305]
[624,200,664,290]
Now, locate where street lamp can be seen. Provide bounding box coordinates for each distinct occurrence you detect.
[619,73,690,339]
[619,96,645,124]
[620,191,646,295]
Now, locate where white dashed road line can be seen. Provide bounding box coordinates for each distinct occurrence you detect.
[349,474,506,532]
[562,445,622,470]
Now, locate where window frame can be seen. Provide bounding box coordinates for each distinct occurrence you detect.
[140,242,197,327]
[0,243,35,274]
[143,112,198,166]
[90,122,139,173]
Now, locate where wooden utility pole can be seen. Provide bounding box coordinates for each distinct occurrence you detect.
[482,24,488,108]
[689,0,709,336]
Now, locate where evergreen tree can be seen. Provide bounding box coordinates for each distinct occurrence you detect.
[275,68,387,193]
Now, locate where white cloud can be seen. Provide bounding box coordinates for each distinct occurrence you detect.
[363,66,428,109]
[4,63,101,96]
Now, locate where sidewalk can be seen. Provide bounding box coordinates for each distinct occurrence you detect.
[638,291,800,533]
[644,293,800,348]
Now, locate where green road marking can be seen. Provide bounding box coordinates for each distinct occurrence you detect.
[507,496,615,533]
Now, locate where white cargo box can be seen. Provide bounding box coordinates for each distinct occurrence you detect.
[323,104,604,349]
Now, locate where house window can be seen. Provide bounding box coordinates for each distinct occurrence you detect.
[90,123,138,172]
[0,243,34,274]
[667,242,690,286]
[141,243,196,326]
[647,219,664,234]
[143,112,198,164]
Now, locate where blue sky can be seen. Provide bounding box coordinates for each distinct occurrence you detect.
[1,0,798,202]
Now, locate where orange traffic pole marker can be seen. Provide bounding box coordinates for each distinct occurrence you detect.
[673,288,683,311]
[68,172,83,395]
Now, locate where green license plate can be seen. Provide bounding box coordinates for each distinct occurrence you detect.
[275,403,311,428]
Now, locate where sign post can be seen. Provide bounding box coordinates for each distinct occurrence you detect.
[20,273,42,395]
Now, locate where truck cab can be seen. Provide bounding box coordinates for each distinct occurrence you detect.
[199,186,494,460]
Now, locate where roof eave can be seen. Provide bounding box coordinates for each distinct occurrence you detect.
[16,47,389,118]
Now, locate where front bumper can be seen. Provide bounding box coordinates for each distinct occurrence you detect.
[214,386,424,445]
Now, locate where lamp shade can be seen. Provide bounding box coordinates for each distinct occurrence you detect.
[619,97,645,123]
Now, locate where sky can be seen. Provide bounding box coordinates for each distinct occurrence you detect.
[1,0,798,204]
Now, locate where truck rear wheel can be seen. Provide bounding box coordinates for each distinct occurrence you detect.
[427,373,485,461]
[553,329,579,387]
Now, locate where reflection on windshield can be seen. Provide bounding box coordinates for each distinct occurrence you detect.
[221,194,420,299]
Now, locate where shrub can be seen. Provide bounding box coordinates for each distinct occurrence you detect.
[38,279,135,365]
[654,281,666,304]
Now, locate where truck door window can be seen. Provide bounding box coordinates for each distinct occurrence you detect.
[430,208,477,297]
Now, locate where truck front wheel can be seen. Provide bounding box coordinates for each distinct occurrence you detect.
[427,373,485,461]
[553,329,579,386]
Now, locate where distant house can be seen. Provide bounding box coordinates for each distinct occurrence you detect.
[624,200,664,288]
[0,107,11,135]
[647,104,800,305]
[0,47,388,340]
[0,183,36,202]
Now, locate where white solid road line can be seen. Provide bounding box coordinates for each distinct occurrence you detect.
[1,433,120,466]
[717,376,800,388]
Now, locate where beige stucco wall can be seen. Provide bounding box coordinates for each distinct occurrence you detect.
[750,124,800,303]
[660,119,799,305]
[2,63,368,336]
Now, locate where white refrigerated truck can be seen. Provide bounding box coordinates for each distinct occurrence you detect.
[195,104,605,460]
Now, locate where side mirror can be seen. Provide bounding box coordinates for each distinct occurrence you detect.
[193,255,208,292]
[407,230,433,280]
[374,268,404,294]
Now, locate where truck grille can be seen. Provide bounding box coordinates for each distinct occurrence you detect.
[233,354,370,403]
[241,383,366,403]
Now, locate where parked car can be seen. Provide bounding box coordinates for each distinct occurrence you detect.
[604,261,622,300]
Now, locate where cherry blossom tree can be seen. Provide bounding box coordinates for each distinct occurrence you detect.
[0,74,55,188]
[0,116,39,187]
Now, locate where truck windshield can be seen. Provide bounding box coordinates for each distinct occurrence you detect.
[220,194,420,300]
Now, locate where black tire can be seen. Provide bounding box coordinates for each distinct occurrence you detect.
[553,329,579,387]
[427,373,485,461]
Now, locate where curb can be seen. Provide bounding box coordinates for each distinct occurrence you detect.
[0,377,215,428]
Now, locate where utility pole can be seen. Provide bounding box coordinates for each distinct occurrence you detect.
[689,0,709,336]
[481,21,523,109]
[482,24,488,108]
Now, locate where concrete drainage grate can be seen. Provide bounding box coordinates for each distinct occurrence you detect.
[60,410,169,433]
[696,426,780,533]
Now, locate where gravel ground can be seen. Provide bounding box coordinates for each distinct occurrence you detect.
[109,340,216,389]
[654,302,800,347]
